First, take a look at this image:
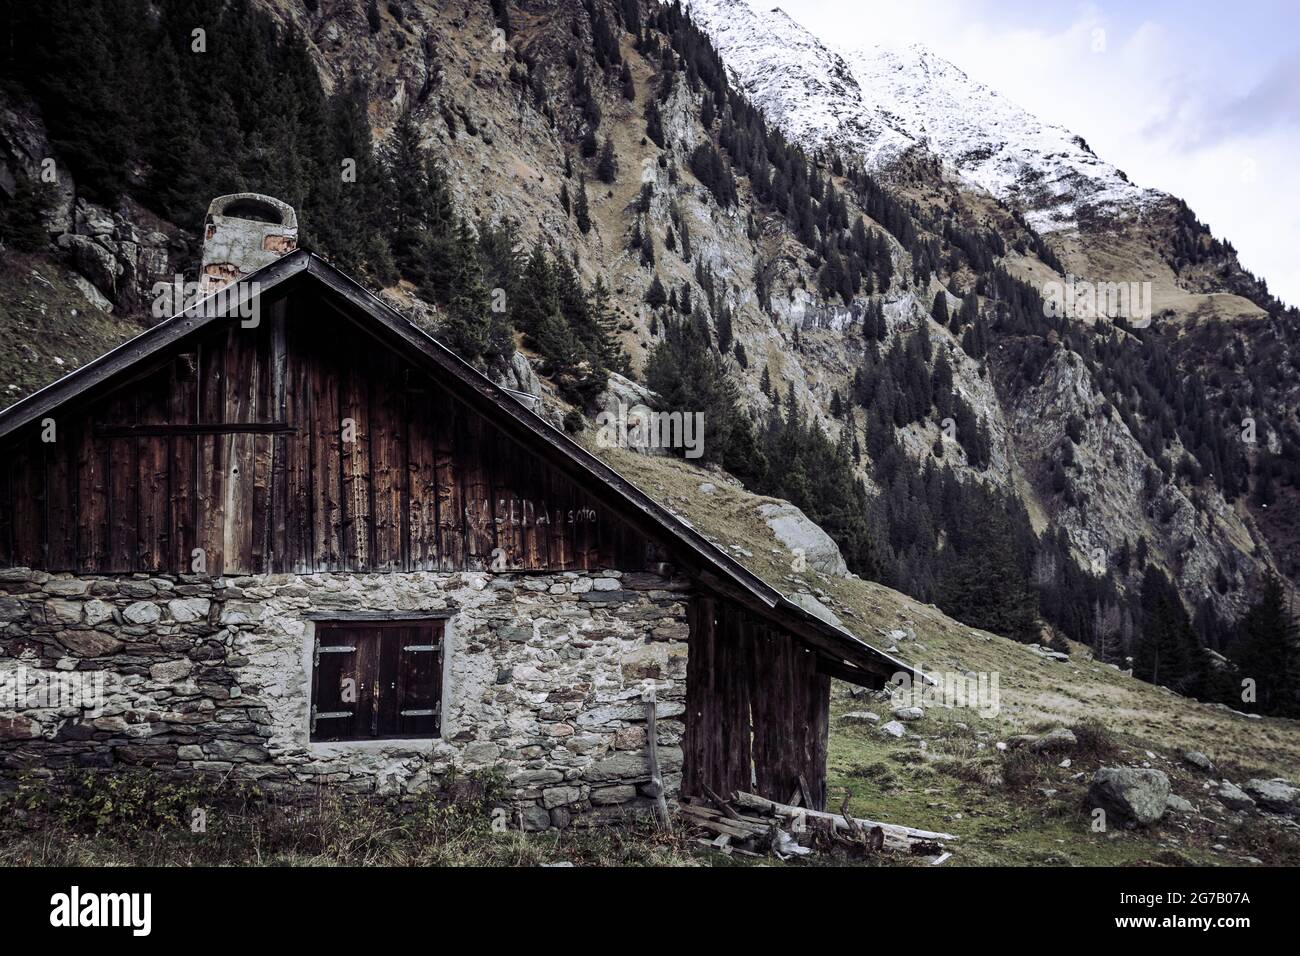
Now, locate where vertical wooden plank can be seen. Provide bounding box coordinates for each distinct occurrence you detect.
[729,608,754,798]
[75,418,108,573]
[166,352,198,574]
[136,369,171,573]
[747,621,775,800]
[491,430,524,571]
[434,395,462,570]
[376,625,403,735]
[11,437,43,569]
[461,413,495,570]
[309,323,343,570]
[45,423,76,570]
[339,347,371,571]
[545,465,572,570]
[810,668,830,810]
[518,444,548,571]
[96,388,138,573]
[282,316,313,573]
[107,435,137,572]
[369,354,406,572]
[353,627,381,738]
[248,314,276,573]
[278,310,310,572]
[407,380,439,571]
[196,332,228,576]
[575,491,599,571]
[220,323,267,575]
[682,593,716,800]
[0,447,12,566]
[247,434,273,574]
[266,299,289,573]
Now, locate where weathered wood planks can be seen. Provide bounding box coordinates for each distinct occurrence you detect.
[683,597,830,812]
[1,289,639,577]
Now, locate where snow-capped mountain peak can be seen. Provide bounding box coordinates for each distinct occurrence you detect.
[687,0,1165,233]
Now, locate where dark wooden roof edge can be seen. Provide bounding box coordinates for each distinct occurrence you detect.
[0,249,924,687]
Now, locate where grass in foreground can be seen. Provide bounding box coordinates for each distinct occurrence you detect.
[0,770,705,867]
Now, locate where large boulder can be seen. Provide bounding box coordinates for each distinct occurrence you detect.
[1182,751,1215,773]
[1087,768,1170,827]
[1243,778,1300,815]
[1214,781,1256,812]
[758,502,848,577]
[494,350,544,404]
[60,233,122,300]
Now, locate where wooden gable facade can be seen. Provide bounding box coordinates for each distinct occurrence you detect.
[0,273,649,578]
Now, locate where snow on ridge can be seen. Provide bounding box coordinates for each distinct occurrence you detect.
[686,0,1166,232]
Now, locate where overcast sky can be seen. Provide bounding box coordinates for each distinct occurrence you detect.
[755,0,1300,307]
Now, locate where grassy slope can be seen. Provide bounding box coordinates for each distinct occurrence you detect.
[593,444,1300,865]
[0,252,144,406]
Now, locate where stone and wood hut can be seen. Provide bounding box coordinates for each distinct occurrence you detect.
[0,198,916,828]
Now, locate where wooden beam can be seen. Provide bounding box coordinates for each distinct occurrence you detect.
[95,423,296,437]
[302,610,453,622]
[731,791,957,843]
[645,688,672,832]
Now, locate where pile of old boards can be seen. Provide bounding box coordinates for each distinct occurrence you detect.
[680,787,956,863]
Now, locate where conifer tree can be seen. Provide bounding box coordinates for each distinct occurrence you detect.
[931,291,949,328]
[597,137,618,183]
[1134,566,1205,695]
[440,221,493,363]
[644,99,665,148]
[515,244,559,339]
[645,274,667,309]
[937,495,1038,642]
[1236,574,1299,715]
[574,175,592,235]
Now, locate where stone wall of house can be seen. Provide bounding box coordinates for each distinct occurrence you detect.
[0,566,692,830]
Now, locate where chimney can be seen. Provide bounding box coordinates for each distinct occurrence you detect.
[200,193,298,294]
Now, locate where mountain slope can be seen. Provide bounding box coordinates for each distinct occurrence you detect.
[684,0,1299,623]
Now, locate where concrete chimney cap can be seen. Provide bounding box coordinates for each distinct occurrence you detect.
[200,193,299,294]
[204,192,298,230]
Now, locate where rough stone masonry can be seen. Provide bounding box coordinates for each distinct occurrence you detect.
[0,566,691,830]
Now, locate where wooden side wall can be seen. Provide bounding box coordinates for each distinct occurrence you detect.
[0,288,649,576]
[682,595,831,810]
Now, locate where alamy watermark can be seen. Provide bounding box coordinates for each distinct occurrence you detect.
[151,275,262,328]
[1042,276,1152,328]
[595,402,705,459]
[0,666,108,716]
[889,669,1001,718]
